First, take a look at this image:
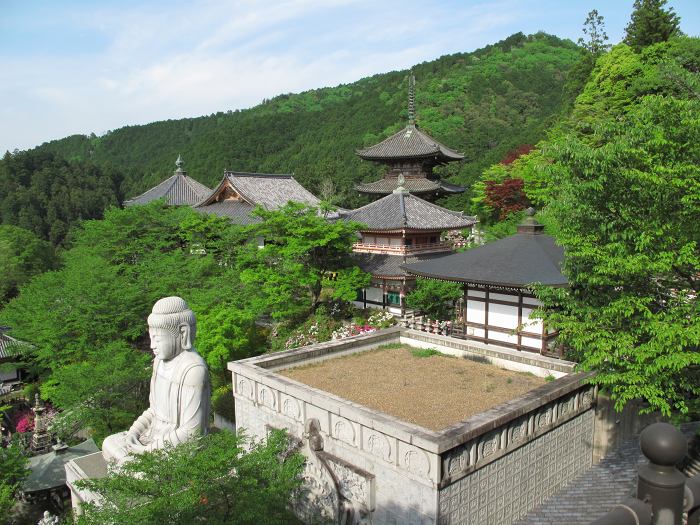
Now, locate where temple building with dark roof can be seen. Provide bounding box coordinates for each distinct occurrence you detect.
[195,171,321,225]
[402,209,565,354]
[124,156,212,207]
[342,176,475,314]
[356,73,465,199]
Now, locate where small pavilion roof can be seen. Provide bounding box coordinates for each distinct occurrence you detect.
[355,177,465,195]
[23,439,100,493]
[356,124,464,162]
[124,156,211,207]
[402,213,567,288]
[197,172,320,210]
[343,187,475,232]
[0,332,30,360]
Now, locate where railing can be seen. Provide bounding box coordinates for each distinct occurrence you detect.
[591,422,700,525]
[400,314,452,336]
[352,241,451,254]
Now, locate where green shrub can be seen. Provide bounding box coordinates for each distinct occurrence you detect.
[211,385,236,422]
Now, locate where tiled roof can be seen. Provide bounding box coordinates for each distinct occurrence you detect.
[0,333,28,359]
[198,172,321,210]
[343,192,475,231]
[402,231,567,288]
[353,252,450,278]
[195,201,261,225]
[357,124,464,162]
[356,177,465,195]
[124,173,212,207]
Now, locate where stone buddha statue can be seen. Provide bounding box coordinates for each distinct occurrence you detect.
[102,297,210,464]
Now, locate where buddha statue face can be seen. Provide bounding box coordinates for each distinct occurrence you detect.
[149,326,184,361]
[147,297,196,361]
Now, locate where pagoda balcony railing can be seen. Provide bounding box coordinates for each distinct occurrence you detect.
[352,241,451,255]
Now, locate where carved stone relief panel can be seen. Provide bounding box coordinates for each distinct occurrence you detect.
[331,414,358,448]
[235,375,255,401]
[399,442,431,478]
[363,430,393,464]
[256,384,278,412]
[280,394,303,422]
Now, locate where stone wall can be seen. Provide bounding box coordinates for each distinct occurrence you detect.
[438,394,595,524]
[229,328,594,525]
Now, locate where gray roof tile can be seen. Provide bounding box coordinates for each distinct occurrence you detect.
[195,201,261,225]
[124,173,212,207]
[357,124,464,162]
[353,252,451,278]
[403,232,567,288]
[356,177,465,195]
[343,192,475,231]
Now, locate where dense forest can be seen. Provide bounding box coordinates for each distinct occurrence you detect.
[1,32,580,230]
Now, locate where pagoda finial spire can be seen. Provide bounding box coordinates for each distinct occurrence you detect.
[408,72,416,126]
[175,154,184,174]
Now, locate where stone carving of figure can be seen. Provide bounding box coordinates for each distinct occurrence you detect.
[102,297,210,464]
[38,511,59,525]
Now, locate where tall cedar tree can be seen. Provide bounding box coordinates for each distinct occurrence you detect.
[578,9,610,56]
[624,0,681,52]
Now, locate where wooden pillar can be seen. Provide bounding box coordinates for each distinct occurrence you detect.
[517,291,523,351]
[463,283,468,336]
[382,279,387,310]
[484,287,490,343]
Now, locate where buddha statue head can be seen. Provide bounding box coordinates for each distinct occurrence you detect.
[147,296,196,361]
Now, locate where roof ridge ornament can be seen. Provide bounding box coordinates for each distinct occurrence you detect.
[175,154,184,174]
[408,71,416,126]
[393,173,410,195]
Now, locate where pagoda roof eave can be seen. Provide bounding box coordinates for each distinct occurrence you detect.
[356,124,464,162]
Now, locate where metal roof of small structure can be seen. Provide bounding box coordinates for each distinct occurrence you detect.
[197,172,320,210]
[23,439,100,493]
[402,212,567,288]
[355,177,464,195]
[124,157,212,207]
[343,185,475,231]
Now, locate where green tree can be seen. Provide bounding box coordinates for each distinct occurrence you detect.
[578,9,610,57]
[540,95,700,416]
[0,225,57,305]
[624,0,681,52]
[75,429,304,525]
[0,440,29,523]
[406,279,463,320]
[236,202,369,323]
[0,203,243,440]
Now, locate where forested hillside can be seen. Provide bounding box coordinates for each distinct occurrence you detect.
[29,32,580,210]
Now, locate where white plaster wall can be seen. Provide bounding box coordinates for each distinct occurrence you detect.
[488,302,518,329]
[521,336,542,349]
[488,330,518,345]
[366,287,384,303]
[466,301,485,324]
[521,307,544,333]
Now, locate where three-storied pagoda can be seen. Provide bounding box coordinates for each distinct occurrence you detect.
[356,74,465,199]
[344,176,475,315]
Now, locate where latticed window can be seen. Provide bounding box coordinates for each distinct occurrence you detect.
[387,291,401,305]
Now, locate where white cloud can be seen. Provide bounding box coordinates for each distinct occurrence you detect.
[0,0,538,152]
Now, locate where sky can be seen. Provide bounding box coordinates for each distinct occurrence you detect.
[1,0,699,154]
